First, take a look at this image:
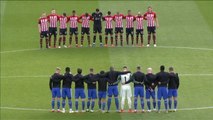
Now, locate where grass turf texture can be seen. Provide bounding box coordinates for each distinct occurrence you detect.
[1,0,213,120]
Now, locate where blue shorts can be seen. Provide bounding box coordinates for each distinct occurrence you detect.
[145,89,156,99]
[98,91,107,99]
[157,87,168,100]
[108,85,119,97]
[134,87,144,97]
[62,88,71,99]
[88,89,97,99]
[52,88,61,98]
[75,88,86,99]
[168,89,178,97]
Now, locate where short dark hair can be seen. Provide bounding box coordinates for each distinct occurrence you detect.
[108,11,111,15]
[65,67,70,72]
[110,66,114,71]
[137,66,141,70]
[123,66,127,69]
[63,13,66,16]
[96,8,99,12]
[90,68,94,72]
[160,65,165,71]
[128,10,131,12]
[169,67,174,71]
[72,10,76,13]
[148,6,152,9]
[77,68,82,74]
[100,70,105,74]
[85,13,88,16]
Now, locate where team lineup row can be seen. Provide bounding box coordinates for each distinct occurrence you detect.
[38,6,159,49]
[49,65,179,114]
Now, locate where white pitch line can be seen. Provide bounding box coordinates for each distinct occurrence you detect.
[1,46,213,54]
[1,106,213,112]
[1,74,213,78]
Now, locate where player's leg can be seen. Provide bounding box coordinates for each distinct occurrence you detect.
[56,88,61,112]
[48,27,52,47]
[75,28,79,47]
[44,33,49,48]
[131,28,134,46]
[101,92,107,112]
[80,28,84,47]
[53,28,57,48]
[93,26,97,47]
[140,87,145,112]
[69,28,73,47]
[107,86,113,112]
[104,29,108,47]
[39,32,44,49]
[51,88,57,112]
[115,28,118,46]
[147,27,151,47]
[152,27,157,47]
[140,30,144,47]
[173,89,178,111]
[98,92,102,110]
[87,89,92,111]
[75,89,79,112]
[114,86,120,112]
[87,28,91,47]
[98,27,103,47]
[58,35,62,48]
[62,29,67,48]
[157,87,162,113]
[120,87,126,112]
[168,89,172,111]
[151,91,157,111]
[126,28,129,45]
[110,29,114,47]
[136,30,139,46]
[146,89,151,112]
[81,89,86,112]
[134,87,138,112]
[163,87,168,112]
[61,88,66,113]
[90,89,97,112]
[120,28,124,46]
[67,88,73,113]
[127,86,132,112]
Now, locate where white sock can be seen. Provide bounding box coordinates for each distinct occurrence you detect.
[121,97,125,110]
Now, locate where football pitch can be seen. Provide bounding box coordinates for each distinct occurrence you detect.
[1,0,213,120]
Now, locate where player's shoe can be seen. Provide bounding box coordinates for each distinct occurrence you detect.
[86,109,90,112]
[51,109,55,112]
[128,109,132,113]
[75,110,79,113]
[61,108,66,113]
[111,44,114,47]
[141,109,145,113]
[174,109,177,112]
[92,43,96,47]
[104,44,108,47]
[141,44,144,47]
[69,109,74,113]
[134,110,137,113]
[64,45,67,48]
[154,44,157,47]
[57,109,61,112]
[80,45,83,47]
[157,110,160,113]
[82,110,86,113]
[88,44,92,47]
[100,43,103,47]
[152,108,157,112]
[116,110,121,113]
[146,44,150,47]
[168,109,173,112]
[58,46,61,48]
[120,109,124,113]
[90,110,94,113]
[102,110,105,113]
[147,110,151,113]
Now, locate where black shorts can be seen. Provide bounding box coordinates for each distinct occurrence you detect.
[105,29,113,35]
[147,26,156,34]
[115,27,123,34]
[59,28,67,35]
[49,27,57,36]
[81,27,90,35]
[40,31,49,38]
[126,28,134,35]
[93,25,102,33]
[136,29,144,35]
[70,28,78,35]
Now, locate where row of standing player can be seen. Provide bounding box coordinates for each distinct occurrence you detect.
[38,6,159,49]
[49,65,179,114]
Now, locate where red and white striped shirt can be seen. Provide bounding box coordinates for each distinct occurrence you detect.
[38,17,48,32]
[103,16,113,29]
[135,16,144,30]
[69,16,78,28]
[59,16,68,29]
[78,15,93,28]
[125,15,135,28]
[143,12,157,27]
[113,14,125,28]
[47,14,59,28]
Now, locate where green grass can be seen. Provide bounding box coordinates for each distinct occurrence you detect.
[1,1,213,120]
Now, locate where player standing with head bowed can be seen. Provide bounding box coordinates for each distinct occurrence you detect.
[135,12,145,47]
[113,12,125,46]
[38,12,49,49]
[125,10,136,46]
[58,13,68,48]
[68,10,79,48]
[143,6,159,47]
[103,11,114,47]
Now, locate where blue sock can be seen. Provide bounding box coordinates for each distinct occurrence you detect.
[68,99,72,109]
[87,100,91,109]
[174,100,177,109]
[107,97,112,111]
[75,101,78,110]
[82,101,85,110]
[140,98,144,109]
[169,99,172,109]
[57,100,60,109]
[62,99,66,108]
[115,97,119,110]
[147,101,151,110]
[153,101,156,109]
[164,100,168,110]
[91,100,95,110]
[102,102,106,111]
[98,99,101,109]
[134,98,138,110]
[157,100,161,110]
[51,100,55,109]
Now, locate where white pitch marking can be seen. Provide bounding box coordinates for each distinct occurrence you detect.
[1,46,213,54]
[1,106,213,112]
[1,74,213,79]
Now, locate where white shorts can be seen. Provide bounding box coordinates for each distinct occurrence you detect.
[120,85,132,98]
